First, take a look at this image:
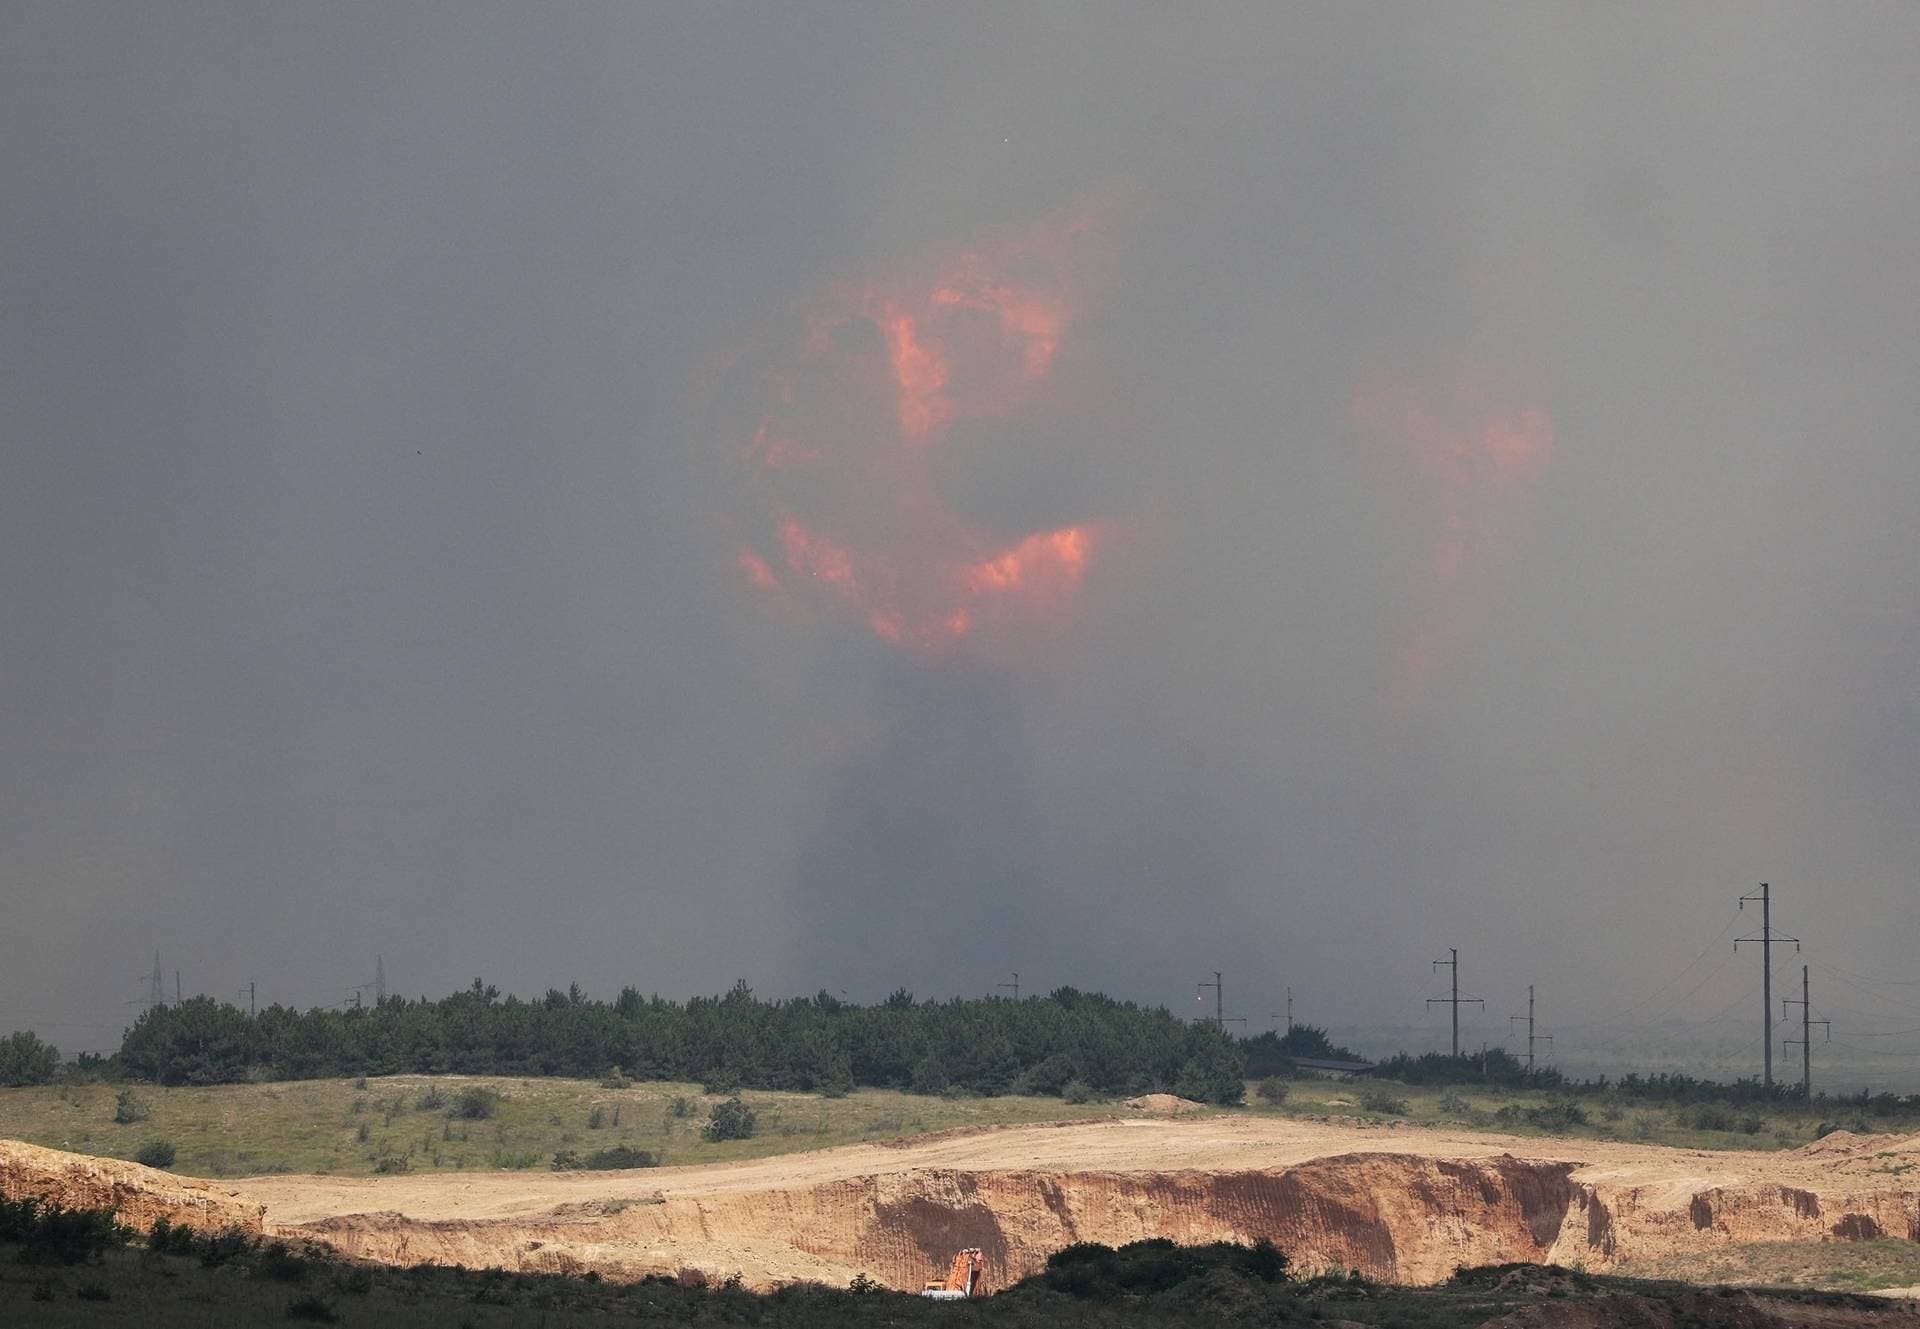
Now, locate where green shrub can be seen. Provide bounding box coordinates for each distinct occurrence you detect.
[285,1292,338,1322]
[599,1068,632,1089]
[453,1086,500,1120]
[260,1241,311,1283]
[1356,1085,1408,1115]
[147,1217,197,1256]
[1063,1079,1094,1104]
[135,1139,177,1169]
[415,1085,446,1111]
[1493,1101,1588,1132]
[669,1095,693,1118]
[1255,1078,1290,1105]
[1691,1105,1735,1132]
[113,1088,150,1125]
[0,1030,60,1086]
[587,1105,605,1130]
[551,1144,656,1171]
[703,1096,756,1142]
[0,1196,134,1265]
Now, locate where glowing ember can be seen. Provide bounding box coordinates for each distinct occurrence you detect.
[731,203,1113,654]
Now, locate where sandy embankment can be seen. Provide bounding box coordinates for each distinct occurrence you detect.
[7,1119,1919,1291]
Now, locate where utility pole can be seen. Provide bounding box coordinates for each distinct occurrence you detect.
[997,972,1020,1001]
[1427,948,1483,1059]
[1508,985,1553,1073]
[1781,964,1830,1100]
[1195,972,1246,1031]
[1736,884,1799,1092]
[1269,988,1295,1037]
[375,955,386,1005]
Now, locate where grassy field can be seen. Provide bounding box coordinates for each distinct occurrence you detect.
[1246,1076,1920,1153]
[3,1072,1914,1180]
[0,1077,1111,1178]
[1616,1239,1920,1293]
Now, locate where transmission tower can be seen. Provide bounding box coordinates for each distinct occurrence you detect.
[1427,948,1483,1059]
[1735,883,1799,1091]
[1780,964,1830,1100]
[148,953,165,1010]
[1508,985,1553,1072]
[997,972,1020,1001]
[375,955,386,1004]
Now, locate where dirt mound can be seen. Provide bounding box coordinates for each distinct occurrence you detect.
[1799,1130,1904,1157]
[0,1138,265,1235]
[1124,1094,1206,1115]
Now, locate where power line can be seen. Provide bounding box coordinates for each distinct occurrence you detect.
[1780,964,1830,1099]
[1552,906,1744,1035]
[1509,985,1552,1071]
[1195,971,1245,1031]
[1735,883,1798,1091]
[1426,948,1483,1059]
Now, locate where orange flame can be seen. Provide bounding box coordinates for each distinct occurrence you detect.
[731,202,1114,655]
[1351,369,1553,709]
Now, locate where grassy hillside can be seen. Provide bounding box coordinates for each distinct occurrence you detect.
[0,1077,1109,1178]
[1248,1076,1918,1152]
[4,1070,1911,1180]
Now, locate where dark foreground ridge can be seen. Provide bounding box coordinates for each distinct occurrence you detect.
[3,1198,1915,1328]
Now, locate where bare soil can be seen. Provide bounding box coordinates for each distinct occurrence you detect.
[9,1116,1920,1294]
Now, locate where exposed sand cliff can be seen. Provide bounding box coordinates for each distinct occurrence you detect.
[8,1118,1918,1292]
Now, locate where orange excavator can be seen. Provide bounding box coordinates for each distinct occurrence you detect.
[919,1248,985,1300]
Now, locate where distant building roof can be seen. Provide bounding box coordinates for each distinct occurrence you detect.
[1288,1057,1377,1073]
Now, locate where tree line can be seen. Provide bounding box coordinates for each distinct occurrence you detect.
[17,981,1246,1103]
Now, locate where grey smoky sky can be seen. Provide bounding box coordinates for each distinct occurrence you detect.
[4,4,1918,1074]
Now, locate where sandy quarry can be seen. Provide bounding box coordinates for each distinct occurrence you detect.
[8,1117,1920,1292]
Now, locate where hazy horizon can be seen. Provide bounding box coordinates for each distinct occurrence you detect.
[4,6,1916,1090]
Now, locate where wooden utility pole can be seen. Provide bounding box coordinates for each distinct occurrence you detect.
[1509,985,1553,1072]
[1782,964,1830,1100]
[1427,948,1483,1058]
[1198,971,1222,1026]
[1195,972,1245,1031]
[1737,884,1799,1092]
